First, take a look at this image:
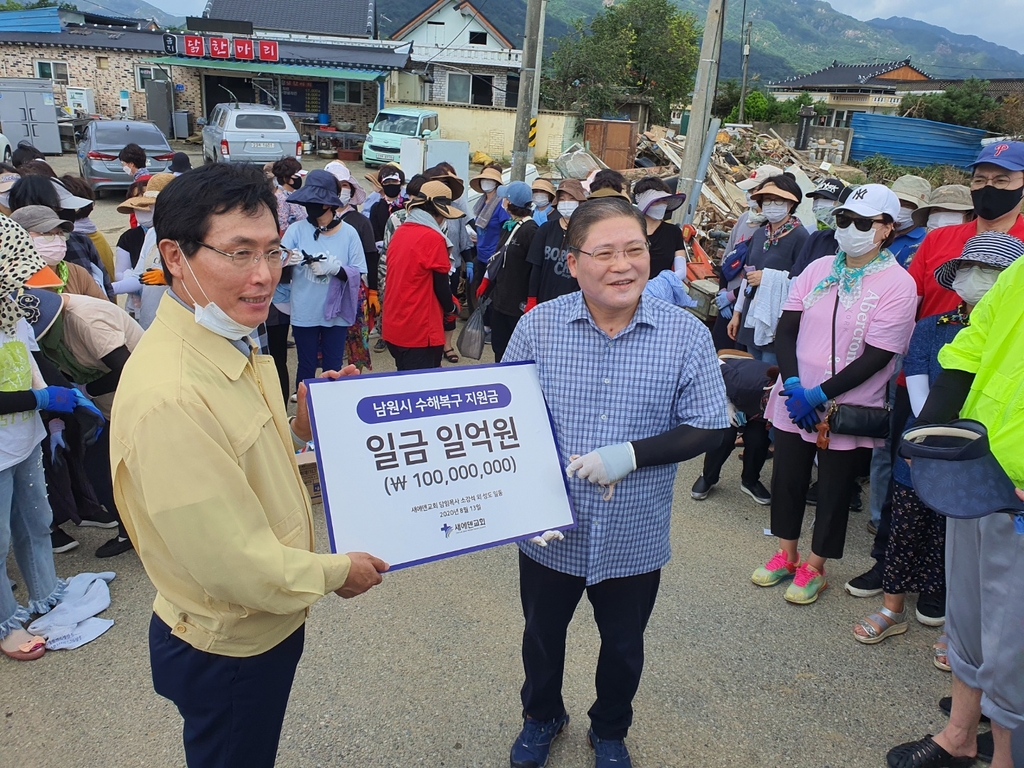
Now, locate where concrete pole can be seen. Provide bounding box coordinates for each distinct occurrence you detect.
[511,0,543,181]
[527,0,547,164]
[738,22,751,123]
[674,0,726,223]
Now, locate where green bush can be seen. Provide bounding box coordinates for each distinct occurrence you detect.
[857,154,970,187]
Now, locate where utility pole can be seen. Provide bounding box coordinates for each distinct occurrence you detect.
[527,0,547,164]
[738,21,752,123]
[674,0,726,223]
[511,0,543,181]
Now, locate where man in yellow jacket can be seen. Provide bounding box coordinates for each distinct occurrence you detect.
[887,240,1024,768]
[111,163,388,768]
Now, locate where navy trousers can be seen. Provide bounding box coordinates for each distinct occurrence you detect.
[149,614,304,768]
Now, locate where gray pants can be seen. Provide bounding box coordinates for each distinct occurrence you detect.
[946,513,1024,731]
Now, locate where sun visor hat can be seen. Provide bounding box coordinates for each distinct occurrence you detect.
[899,420,1024,519]
[634,189,685,215]
[408,180,464,219]
[50,178,91,211]
[16,287,64,339]
[749,182,799,204]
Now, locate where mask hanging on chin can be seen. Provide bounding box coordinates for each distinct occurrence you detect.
[177,242,258,341]
[971,185,1024,221]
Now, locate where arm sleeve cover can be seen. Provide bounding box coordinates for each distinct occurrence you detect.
[917,368,975,424]
[631,424,732,468]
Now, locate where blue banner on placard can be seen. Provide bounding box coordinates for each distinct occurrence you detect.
[356,384,512,424]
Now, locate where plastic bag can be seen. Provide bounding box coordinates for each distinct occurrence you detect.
[457,298,490,360]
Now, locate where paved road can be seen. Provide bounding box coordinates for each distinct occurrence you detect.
[2,147,954,767]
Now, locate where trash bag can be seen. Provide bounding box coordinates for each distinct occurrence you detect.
[457,298,490,360]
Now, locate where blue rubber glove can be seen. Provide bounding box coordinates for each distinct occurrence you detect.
[566,442,636,486]
[32,386,77,414]
[784,385,827,433]
[465,261,474,283]
[715,290,732,311]
[73,389,105,423]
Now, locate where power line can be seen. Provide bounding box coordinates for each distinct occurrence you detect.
[422,0,494,67]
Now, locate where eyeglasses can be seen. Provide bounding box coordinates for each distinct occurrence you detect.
[834,214,885,232]
[37,232,69,242]
[969,174,1018,190]
[572,242,649,263]
[196,241,287,270]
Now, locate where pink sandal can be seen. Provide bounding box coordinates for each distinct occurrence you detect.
[1,629,46,661]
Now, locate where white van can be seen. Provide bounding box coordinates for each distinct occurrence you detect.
[362,107,440,167]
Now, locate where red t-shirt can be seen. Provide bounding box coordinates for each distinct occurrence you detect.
[908,215,1024,320]
[382,222,451,348]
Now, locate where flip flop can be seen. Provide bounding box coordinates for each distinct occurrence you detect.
[1,629,46,661]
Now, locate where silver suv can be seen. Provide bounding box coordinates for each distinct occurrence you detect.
[200,103,301,164]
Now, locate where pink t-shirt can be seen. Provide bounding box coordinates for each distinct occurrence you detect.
[767,255,917,450]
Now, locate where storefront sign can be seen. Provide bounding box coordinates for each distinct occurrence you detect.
[258,40,279,62]
[209,37,230,59]
[233,38,254,60]
[183,35,204,57]
[306,363,576,570]
[172,36,283,63]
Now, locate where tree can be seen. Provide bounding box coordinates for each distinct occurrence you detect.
[540,0,701,124]
[900,79,1000,131]
[712,79,742,119]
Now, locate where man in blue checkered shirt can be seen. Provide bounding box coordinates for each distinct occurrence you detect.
[502,197,730,768]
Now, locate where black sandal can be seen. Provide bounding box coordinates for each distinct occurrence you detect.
[443,348,460,364]
[886,735,976,768]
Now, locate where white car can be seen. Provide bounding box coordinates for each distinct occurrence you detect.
[0,133,12,165]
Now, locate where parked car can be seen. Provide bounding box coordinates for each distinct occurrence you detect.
[0,132,11,165]
[200,103,302,164]
[77,119,173,196]
[362,107,440,167]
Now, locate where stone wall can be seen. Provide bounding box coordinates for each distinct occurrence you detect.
[0,42,202,122]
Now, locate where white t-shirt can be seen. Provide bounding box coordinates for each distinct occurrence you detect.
[0,319,46,471]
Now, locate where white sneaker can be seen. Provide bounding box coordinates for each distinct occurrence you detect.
[290,393,298,403]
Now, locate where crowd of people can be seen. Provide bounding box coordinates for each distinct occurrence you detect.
[1,133,1023,768]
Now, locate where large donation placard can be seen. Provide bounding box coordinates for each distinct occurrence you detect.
[306,363,576,570]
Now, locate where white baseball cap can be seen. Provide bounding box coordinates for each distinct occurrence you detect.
[737,164,784,191]
[833,183,901,221]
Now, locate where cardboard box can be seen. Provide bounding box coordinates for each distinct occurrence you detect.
[295,451,322,503]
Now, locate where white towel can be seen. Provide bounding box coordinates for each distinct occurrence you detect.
[744,268,791,347]
[28,572,115,648]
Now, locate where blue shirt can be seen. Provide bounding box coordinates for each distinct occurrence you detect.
[475,204,511,263]
[277,219,366,328]
[890,227,926,269]
[502,292,729,584]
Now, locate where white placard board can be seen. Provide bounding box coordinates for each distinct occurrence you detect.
[306,362,576,570]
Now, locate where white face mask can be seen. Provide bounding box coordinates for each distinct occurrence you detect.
[135,209,154,228]
[895,205,916,231]
[177,242,259,341]
[835,222,881,258]
[533,193,551,208]
[927,211,965,231]
[122,164,133,175]
[557,201,579,219]
[32,234,67,266]
[761,201,790,224]
[339,188,352,206]
[746,192,758,211]
[952,265,1000,306]
[646,204,668,221]
[480,179,497,193]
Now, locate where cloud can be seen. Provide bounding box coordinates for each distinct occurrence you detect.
[825,0,1024,54]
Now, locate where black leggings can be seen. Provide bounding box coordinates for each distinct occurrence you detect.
[770,429,870,560]
[266,318,291,403]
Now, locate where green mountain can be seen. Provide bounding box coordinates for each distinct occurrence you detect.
[543,0,1024,82]
[68,0,185,27]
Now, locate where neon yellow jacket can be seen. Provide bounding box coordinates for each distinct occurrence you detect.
[938,255,1024,487]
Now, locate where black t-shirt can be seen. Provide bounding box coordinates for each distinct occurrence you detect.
[526,217,578,303]
[491,219,539,317]
[343,210,379,290]
[116,226,147,269]
[647,221,685,276]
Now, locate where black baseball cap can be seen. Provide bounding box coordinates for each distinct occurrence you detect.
[806,177,846,201]
[899,420,1024,519]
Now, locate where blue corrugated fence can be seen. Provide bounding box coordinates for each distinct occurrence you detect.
[849,113,986,168]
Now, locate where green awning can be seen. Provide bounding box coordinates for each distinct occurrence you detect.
[145,57,386,81]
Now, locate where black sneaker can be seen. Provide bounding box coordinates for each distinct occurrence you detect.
[844,567,883,598]
[78,505,119,529]
[690,476,716,500]
[740,480,771,505]
[916,593,945,627]
[849,488,863,513]
[96,535,134,558]
[372,338,386,353]
[51,527,79,553]
[805,481,817,506]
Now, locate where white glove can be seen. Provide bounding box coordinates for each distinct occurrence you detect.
[565,442,636,486]
[285,248,303,267]
[528,530,564,547]
[309,254,342,277]
[727,401,747,428]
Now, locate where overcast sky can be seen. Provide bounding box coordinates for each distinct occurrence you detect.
[146,0,1023,55]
